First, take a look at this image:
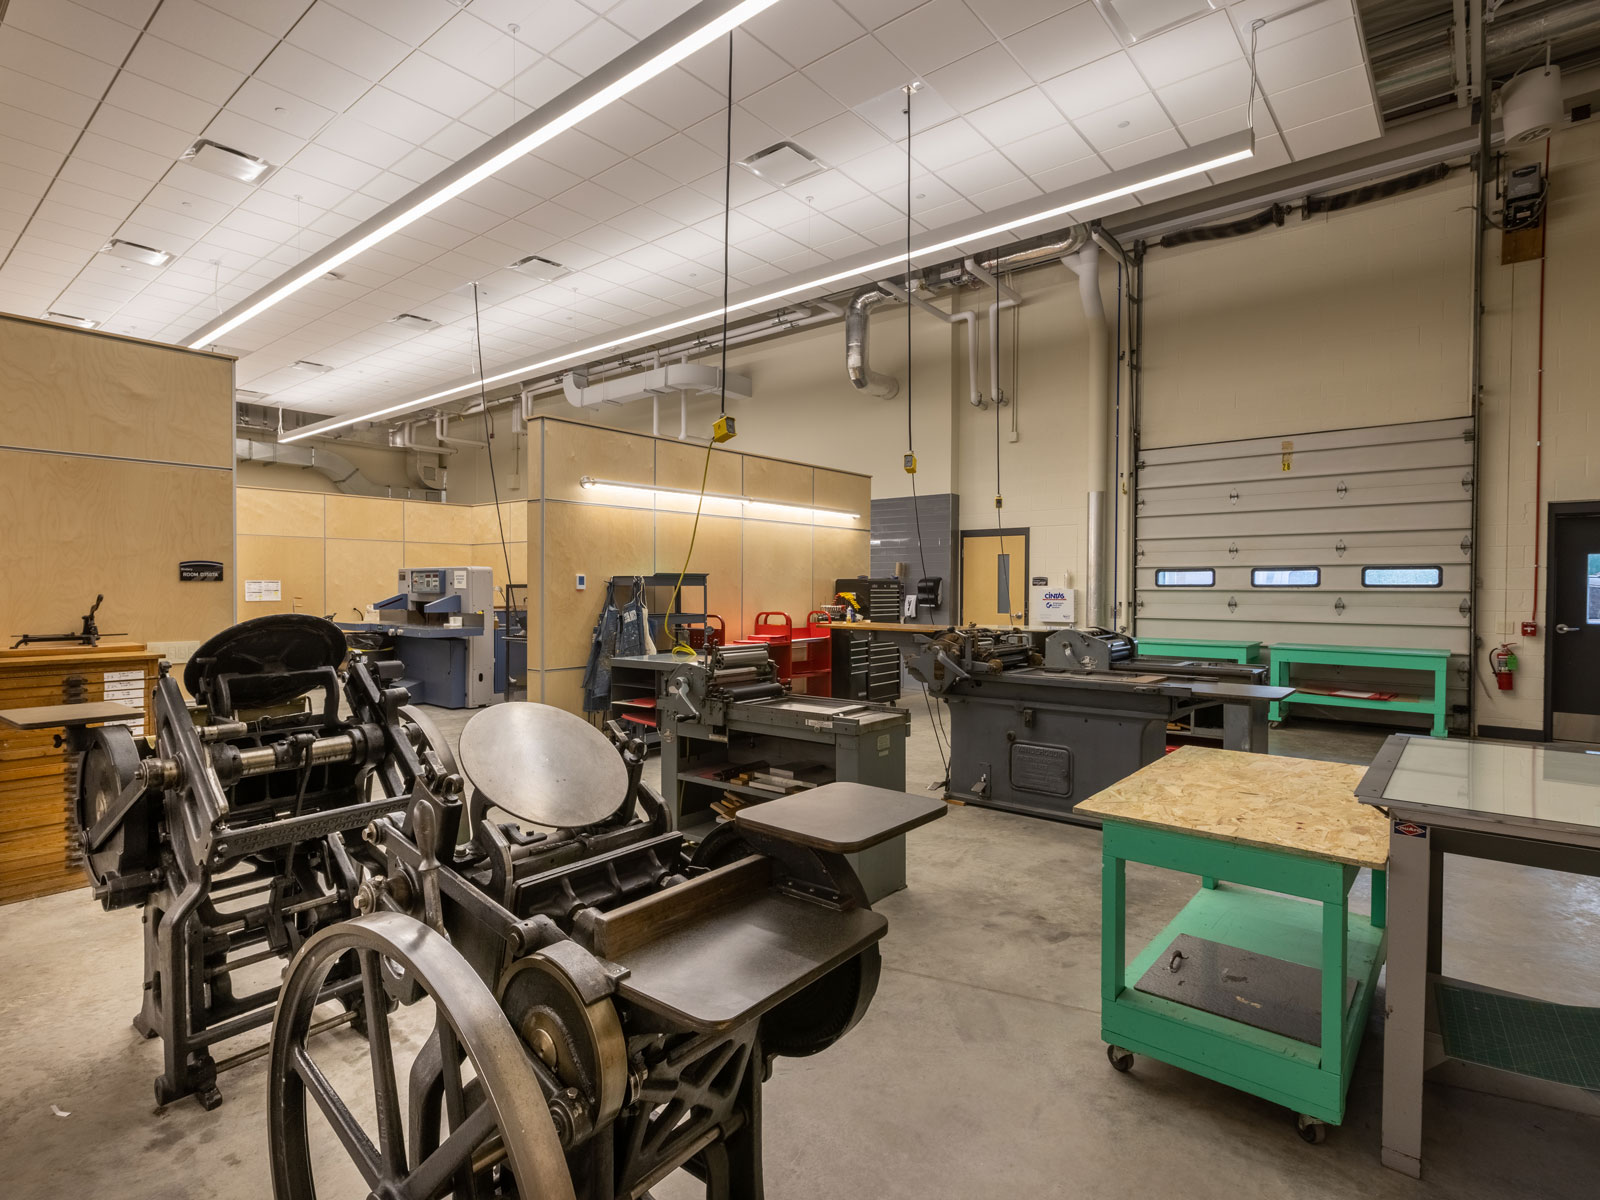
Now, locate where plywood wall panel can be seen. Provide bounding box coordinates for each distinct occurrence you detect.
[657,512,743,640]
[657,440,742,495]
[403,542,474,571]
[524,503,541,669]
[325,495,404,541]
[325,539,404,622]
[473,541,528,599]
[813,527,871,609]
[743,456,814,507]
[404,501,478,544]
[543,503,653,669]
[238,487,324,537]
[742,523,815,636]
[237,535,325,618]
[814,469,871,531]
[544,421,653,506]
[0,450,232,644]
[539,668,586,715]
[0,316,233,468]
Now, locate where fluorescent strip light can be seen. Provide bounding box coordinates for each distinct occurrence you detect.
[580,476,859,520]
[185,0,781,352]
[281,130,1251,443]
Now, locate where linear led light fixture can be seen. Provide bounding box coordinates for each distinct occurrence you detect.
[281,129,1251,443]
[184,0,782,352]
[580,476,859,520]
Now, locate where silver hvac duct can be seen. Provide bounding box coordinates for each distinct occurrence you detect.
[843,229,1090,399]
[1063,240,1110,630]
[845,283,901,398]
[235,437,395,497]
[1371,0,1600,114]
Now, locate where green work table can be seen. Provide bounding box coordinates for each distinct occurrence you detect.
[1267,643,1452,737]
[1079,746,1390,1142]
[1135,637,1262,664]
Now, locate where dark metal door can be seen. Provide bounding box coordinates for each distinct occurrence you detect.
[1548,505,1600,741]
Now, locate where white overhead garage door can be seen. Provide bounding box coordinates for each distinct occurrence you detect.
[1133,417,1473,655]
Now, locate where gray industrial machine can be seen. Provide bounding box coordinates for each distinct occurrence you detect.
[614,644,916,901]
[896,625,1295,825]
[340,565,500,708]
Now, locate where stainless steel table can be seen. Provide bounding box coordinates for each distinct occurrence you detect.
[1356,734,1600,1178]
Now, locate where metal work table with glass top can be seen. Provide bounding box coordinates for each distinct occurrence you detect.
[1356,734,1600,1178]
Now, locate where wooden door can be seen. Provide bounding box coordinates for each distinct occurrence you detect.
[960,530,1028,626]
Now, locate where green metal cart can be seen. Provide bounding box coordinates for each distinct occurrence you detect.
[1078,747,1390,1142]
[1135,637,1263,664]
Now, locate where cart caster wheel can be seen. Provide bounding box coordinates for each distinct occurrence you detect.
[1296,1114,1327,1144]
[1106,1044,1134,1073]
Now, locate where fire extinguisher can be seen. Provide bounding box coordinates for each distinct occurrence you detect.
[1489,643,1518,691]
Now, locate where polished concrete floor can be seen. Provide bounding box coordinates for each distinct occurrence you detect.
[1,701,1597,1199]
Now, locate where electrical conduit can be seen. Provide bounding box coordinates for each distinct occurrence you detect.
[1064,241,1111,628]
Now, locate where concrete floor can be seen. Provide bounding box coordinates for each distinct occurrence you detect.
[2,701,1597,1198]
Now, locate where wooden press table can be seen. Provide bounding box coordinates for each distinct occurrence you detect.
[1078,746,1390,1141]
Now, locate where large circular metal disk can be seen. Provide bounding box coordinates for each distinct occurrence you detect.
[457,703,626,829]
[184,614,347,708]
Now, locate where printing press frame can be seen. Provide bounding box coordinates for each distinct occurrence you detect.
[267,691,945,1199]
[898,625,1295,825]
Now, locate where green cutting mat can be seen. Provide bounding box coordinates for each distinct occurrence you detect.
[1437,982,1600,1090]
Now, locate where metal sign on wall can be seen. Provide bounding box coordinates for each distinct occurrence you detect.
[1133,417,1473,654]
[178,560,225,582]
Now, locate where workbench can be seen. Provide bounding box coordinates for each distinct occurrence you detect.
[1079,746,1389,1141]
[1267,643,1452,736]
[1135,638,1262,664]
[1357,735,1600,1178]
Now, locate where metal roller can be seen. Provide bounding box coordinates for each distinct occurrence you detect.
[713,645,770,669]
[721,682,787,702]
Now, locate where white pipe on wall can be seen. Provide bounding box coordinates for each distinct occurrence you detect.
[1064,240,1110,628]
[882,280,983,407]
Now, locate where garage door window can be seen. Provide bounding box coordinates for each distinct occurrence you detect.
[1252,568,1320,588]
[1155,569,1215,587]
[1362,566,1443,588]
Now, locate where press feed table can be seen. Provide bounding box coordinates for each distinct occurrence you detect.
[0,642,158,905]
[1079,747,1389,1142]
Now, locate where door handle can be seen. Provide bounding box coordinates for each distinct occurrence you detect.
[1556,623,1581,634]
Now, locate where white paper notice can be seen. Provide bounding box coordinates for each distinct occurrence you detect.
[245,580,282,602]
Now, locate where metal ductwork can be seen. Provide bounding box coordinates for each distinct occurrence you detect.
[1366,0,1600,118]
[235,437,434,499]
[1062,241,1111,630]
[845,283,901,399]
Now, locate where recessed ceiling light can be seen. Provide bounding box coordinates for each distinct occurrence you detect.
[103,239,171,267]
[183,138,272,183]
[737,141,826,187]
[235,389,270,401]
[390,312,440,331]
[291,360,332,374]
[508,254,569,282]
[45,311,98,329]
[1093,0,1218,45]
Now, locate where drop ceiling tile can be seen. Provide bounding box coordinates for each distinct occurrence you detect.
[584,101,677,156]
[791,112,887,168]
[512,58,587,114]
[313,115,413,172]
[0,104,81,156]
[203,109,310,171]
[744,0,866,69]
[0,134,65,178]
[925,43,1033,113]
[0,68,99,128]
[963,0,1075,40]
[104,72,219,135]
[1228,0,1348,52]
[537,128,628,178]
[964,89,1062,146]
[1208,130,1288,179]
[30,219,117,253]
[1039,51,1147,120]
[1177,103,1267,145]
[1074,93,1175,152]
[151,0,276,74]
[879,0,994,75]
[1126,10,1242,90]
[1254,18,1365,93]
[146,182,233,223]
[385,53,496,119]
[165,160,257,204]
[523,200,596,239]
[743,74,846,137]
[806,37,916,110]
[829,192,902,233]
[855,82,955,137]
[1100,126,1186,168]
[1005,6,1121,83]
[595,159,678,204]
[1155,57,1252,123]
[292,143,386,192]
[937,147,1025,194]
[628,67,727,132]
[968,175,1043,211]
[287,5,411,84]
[416,12,519,89]
[686,107,784,163]
[32,201,120,238]
[261,166,351,210]
[1017,152,1107,195]
[636,133,726,185]
[125,35,248,107]
[647,186,724,225]
[739,188,816,229]
[346,87,453,143]
[569,224,645,257]
[198,0,309,37]
[550,17,632,75]
[909,118,993,171]
[1280,104,1380,159]
[126,202,214,241]
[460,91,521,136]
[1269,64,1377,130]
[3,0,141,66]
[88,105,195,160]
[997,121,1094,174]
[328,0,456,44]
[481,0,596,54]
[389,145,451,184]
[458,178,543,220]
[425,121,491,160]
[607,206,681,241]
[915,195,981,226]
[76,130,172,182]
[554,180,636,223]
[254,43,372,113]
[0,26,118,100]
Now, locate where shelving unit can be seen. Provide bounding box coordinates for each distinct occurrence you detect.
[745,612,831,695]
[606,573,709,650]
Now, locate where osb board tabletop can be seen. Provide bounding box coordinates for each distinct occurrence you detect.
[1077,746,1387,868]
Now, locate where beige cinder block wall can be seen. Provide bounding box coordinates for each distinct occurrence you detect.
[526,417,870,714]
[0,316,234,665]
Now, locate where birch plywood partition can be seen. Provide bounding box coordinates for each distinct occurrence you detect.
[526,417,871,713]
[0,317,234,664]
